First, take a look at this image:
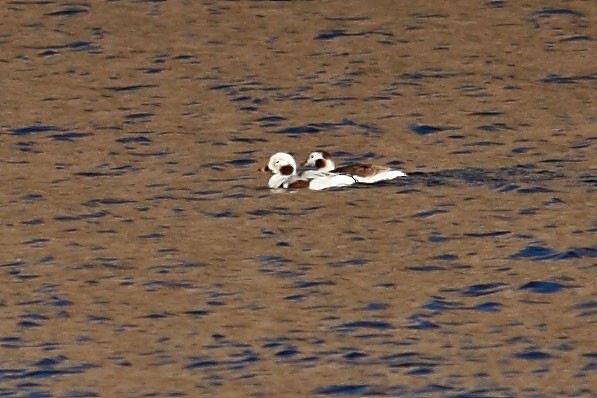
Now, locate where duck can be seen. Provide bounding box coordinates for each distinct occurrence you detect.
[259,152,357,190]
[303,150,407,183]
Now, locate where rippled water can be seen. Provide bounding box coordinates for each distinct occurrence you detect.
[1,1,595,397]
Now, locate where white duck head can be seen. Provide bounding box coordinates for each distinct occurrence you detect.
[261,152,298,176]
[304,150,335,172]
[259,152,299,189]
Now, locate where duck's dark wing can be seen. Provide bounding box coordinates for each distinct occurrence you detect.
[333,163,389,177]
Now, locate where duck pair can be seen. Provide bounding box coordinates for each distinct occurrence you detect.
[259,151,407,190]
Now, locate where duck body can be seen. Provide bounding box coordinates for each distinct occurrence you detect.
[304,150,407,183]
[260,152,356,191]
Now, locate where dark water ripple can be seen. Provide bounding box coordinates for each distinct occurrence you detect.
[460,283,509,297]
[33,40,102,55]
[274,119,383,136]
[413,207,450,218]
[116,135,152,145]
[9,125,59,136]
[50,132,91,141]
[256,114,287,127]
[186,349,260,371]
[105,84,158,92]
[401,164,573,192]
[0,356,97,381]
[330,258,369,267]
[512,245,597,261]
[334,320,394,332]
[313,384,370,395]
[519,281,568,294]
[514,350,554,361]
[574,300,597,317]
[409,124,457,135]
[539,74,597,84]
[315,29,394,41]
[45,6,90,17]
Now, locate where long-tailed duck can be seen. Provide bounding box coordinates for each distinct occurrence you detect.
[259,152,356,190]
[303,150,407,183]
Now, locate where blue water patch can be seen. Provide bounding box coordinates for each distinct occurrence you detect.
[83,198,136,207]
[21,193,44,202]
[335,320,394,331]
[49,297,73,307]
[330,258,369,267]
[474,302,502,312]
[516,186,554,194]
[105,84,158,92]
[23,238,50,246]
[407,315,439,330]
[429,233,447,243]
[137,233,163,239]
[283,294,305,301]
[414,208,449,218]
[274,347,299,358]
[294,280,335,288]
[461,283,508,297]
[227,158,256,168]
[343,351,367,361]
[531,7,584,18]
[519,281,566,294]
[406,265,446,271]
[511,245,597,260]
[574,300,597,317]
[423,298,462,311]
[512,146,530,154]
[560,34,593,42]
[50,132,91,141]
[275,119,383,136]
[276,122,338,135]
[256,115,286,127]
[66,40,101,52]
[496,183,520,192]
[124,112,154,122]
[116,136,152,145]
[315,29,393,41]
[408,124,451,135]
[54,211,109,221]
[203,210,236,218]
[45,6,89,17]
[463,230,510,238]
[514,350,553,360]
[407,367,434,376]
[9,125,59,136]
[186,357,219,369]
[469,111,504,116]
[0,357,97,381]
[512,245,559,260]
[313,384,370,395]
[230,136,267,144]
[255,255,291,266]
[380,352,441,370]
[363,302,388,311]
[478,123,514,132]
[539,74,596,84]
[436,253,458,261]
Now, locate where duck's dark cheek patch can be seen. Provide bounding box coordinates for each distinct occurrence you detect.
[315,159,326,169]
[280,165,294,175]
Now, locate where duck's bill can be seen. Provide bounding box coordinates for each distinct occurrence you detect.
[258,165,271,172]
